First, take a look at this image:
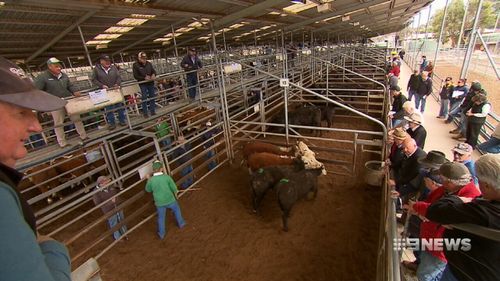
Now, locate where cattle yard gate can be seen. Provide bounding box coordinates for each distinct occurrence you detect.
[17,44,400,281]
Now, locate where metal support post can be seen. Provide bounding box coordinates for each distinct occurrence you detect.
[222,29,227,51]
[77,25,93,67]
[475,32,500,79]
[433,0,449,73]
[172,25,179,58]
[457,0,469,50]
[413,12,422,70]
[282,29,289,144]
[460,0,483,78]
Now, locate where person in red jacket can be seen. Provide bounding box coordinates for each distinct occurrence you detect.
[406,162,481,281]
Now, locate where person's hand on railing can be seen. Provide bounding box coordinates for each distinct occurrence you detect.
[73,91,82,97]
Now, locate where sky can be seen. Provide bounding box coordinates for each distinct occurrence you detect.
[411,0,450,28]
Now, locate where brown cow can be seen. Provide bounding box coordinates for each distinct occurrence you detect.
[247,152,300,172]
[243,141,296,160]
[26,163,62,204]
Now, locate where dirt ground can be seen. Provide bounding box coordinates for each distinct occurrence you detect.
[96,122,383,281]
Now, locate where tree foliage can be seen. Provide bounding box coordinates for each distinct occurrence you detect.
[430,0,496,47]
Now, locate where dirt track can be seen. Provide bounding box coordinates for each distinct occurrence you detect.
[98,155,382,281]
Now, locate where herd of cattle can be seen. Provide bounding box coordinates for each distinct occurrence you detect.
[242,140,327,231]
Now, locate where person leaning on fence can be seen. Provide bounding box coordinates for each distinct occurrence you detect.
[415,71,433,113]
[91,54,126,130]
[181,47,203,101]
[477,123,500,154]
[465,93,491,149]
[155,116,172,149]
[405,113,427,149]
[388,85,408,128]
[449,81,483,141]
[93,176,128,241]
[445,78,468,121]
[172,135,194,189]
[34,57,88,148]
[0,57,71,281]
[145,161,186,240]
[426,154,499,281]
[133,52,157,118]
[386,128,409,181]
[437,77,454,119]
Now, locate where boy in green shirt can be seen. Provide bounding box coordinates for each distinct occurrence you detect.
[145,161,185,239]
[155,117,172,149]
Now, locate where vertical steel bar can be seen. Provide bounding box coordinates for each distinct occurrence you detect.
[433,0,449,74]
[172,25,179,58]
[460,0,483,78]
[77,25,93,67]
[281,29,289,144]
[457,0,469,50]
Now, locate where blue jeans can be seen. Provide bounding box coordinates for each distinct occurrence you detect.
[180,165,194,189]
[438,99,450,118]
[417,251,447,281]
[448,100,461,115]
[186,73,198,100]
[440,265,459,281]
[105,103,126,125]
[477,137,500,153]
[408,89,417,101]
[160,137,172,149]
[107,211,127,240]
[139,83,156,115]
[156,201,185,239]
[206,150,217,170]
[415,95,427,112]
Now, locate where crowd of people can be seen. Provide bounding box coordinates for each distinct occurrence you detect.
[385,50,499,281]
[29,48,204,148]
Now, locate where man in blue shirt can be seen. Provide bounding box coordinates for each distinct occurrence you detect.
[452,143,478,185]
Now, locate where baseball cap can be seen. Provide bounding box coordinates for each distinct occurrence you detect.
[390,85,401,92]
[439,162,471,184]
[471,82,481,91]
[96,176,110,185]
[138,52,147,58]
[99,54,111,61]
[188,47,196,52]
[47,57,62,65]
[152,161,162,170]
[0,57,67,112]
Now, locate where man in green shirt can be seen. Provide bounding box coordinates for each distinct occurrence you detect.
[145,161,185,239]
[155,117,172,149]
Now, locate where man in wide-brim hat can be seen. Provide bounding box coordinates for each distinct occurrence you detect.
[418,150,449,170]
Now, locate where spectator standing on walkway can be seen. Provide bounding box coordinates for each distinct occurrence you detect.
[447,78,468,116]
[92,54,126,130]
[405,113,427,149]
[437,77,454,119]
[181,48,203,101]
[426,154,499,281]
[419,56,428,72]
[407,70,420,102]
[388,85,408,127]
[0,57,71,280]
[451,143,478,185]
[34,57,87,148]
[92,176,127,240]
[145,161,186,240]
[133,52,157,118]
[424,61,434,77]
[477,123,500,154]
[389,61,400,77]
[399,49,405,60]
[465,94,491,148]
[415,71,433,113]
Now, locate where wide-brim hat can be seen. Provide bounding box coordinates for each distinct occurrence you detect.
[392,128,407,140]
[404,112,422,124]
[452,143,473,155]
[0,57,67,112]
[418,150,449,169]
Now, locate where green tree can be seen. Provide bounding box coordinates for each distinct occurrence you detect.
[431,0,496,47]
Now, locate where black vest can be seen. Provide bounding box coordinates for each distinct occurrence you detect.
[0,165,37,234]
[469,102,489,124]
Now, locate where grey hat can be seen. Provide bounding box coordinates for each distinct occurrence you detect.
[418,150,449,169]
[0,57,67,111]
[439,162,471,185]
[96,176,110,186]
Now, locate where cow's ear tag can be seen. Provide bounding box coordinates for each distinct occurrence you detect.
[258,168,264,174]
[280,178,289,183]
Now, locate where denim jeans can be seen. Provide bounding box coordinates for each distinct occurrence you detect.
[477,137,500,153]
[415,95,427,112]
[438,99,450,118]
[186,73,198,100]
[440,265,459,281]
[448,100,461,115]
[156,201,185,239]
[105,103,126,126]
[180,165,194,189]
[160,137,172,150]
[139,83,156,115]
[417,251,447,281]
[107,211,127,240]
[408,89,417,101]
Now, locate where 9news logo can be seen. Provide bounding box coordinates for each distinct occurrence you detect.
[393,238,471,251]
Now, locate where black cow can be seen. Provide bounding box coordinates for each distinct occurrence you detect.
[275,167,323,231]
[317,105,336,128]
[270,106,322,136]
[250,165,300,213]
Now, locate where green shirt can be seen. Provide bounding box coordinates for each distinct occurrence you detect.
[145,173,178,207]
[155,122,171,138]
[34,71,76,98]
